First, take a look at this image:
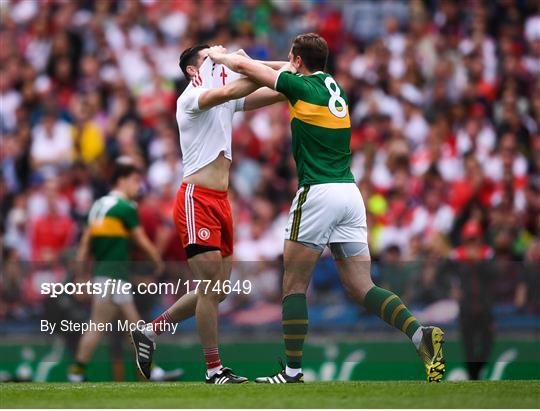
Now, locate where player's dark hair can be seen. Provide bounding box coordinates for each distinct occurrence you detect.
[179,44,209,79]
[291,33,328,72]
[111,156,141,185]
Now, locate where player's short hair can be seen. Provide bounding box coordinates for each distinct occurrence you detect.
[179,44,209,79]
[291,33,328,72]
[111,156,141,185]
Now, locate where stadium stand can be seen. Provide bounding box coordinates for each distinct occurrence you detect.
[0,0,539,337]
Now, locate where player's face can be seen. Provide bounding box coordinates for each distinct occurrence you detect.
[195,50,208,68]
[124,172,142,199]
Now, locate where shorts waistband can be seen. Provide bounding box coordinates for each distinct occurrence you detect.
[181,182,228,198]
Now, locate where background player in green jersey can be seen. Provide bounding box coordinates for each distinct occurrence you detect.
[207,34,445,383]
[68,157,164,382]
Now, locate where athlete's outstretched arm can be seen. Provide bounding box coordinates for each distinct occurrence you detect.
[198,77,261,110]
[235,49,287,70]
[207,48,294,89]
[244,87,287,111]
[228,49,288,109]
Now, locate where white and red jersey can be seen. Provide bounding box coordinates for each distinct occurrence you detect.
[176,58,245,177]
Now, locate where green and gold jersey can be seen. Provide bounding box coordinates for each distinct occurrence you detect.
[87,192,139,279]
[276,70,355,187]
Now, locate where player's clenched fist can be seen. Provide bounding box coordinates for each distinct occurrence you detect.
[206,45,227,58]
[279,61,297,74]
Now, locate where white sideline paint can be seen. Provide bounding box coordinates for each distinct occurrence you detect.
[490,349,518,381]
[35,339,64,382]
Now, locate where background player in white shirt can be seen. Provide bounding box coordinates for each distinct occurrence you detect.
[131,45,289,384]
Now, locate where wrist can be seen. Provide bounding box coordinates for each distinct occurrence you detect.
[210,52,225,62]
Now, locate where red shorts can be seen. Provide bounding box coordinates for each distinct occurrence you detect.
[173,182,233,257]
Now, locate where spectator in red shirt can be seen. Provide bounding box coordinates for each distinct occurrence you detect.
[29,187,75,260]
[449,153,494,213]
[452,220,493,261]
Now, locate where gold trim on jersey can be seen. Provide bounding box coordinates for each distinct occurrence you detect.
[289,100,350,129]
[90,216,129,237]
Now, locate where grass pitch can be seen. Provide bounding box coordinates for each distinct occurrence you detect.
[1,381,538,408]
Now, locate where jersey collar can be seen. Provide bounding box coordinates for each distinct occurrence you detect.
[110,190,127,199]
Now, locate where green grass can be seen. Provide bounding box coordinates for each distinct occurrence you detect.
[1,381,539,408]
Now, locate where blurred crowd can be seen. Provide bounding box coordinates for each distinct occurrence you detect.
[1,0,539,323]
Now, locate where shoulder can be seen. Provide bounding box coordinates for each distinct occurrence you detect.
[281,71,307,81]
[276,71,306,85]
[178,86,195,103]
[108,199,138,224]
[92,195,110,207]
[275,71,310,98]
[178,86,209,112]
[104,196,134,214]
[55,120,73,134]
[118,198,138,211]
[178,85,202,101]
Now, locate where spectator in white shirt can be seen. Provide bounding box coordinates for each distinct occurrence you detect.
[483,133,528,182]
[400,83,429,148]
[0,74,21,133]
[456,115,496,164]
[411,187,455,237]
[30,107,73,173]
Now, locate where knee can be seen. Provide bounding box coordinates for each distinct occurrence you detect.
[342,282,366,303]
[282,273,308,297]
[197,283,226,303]
[341,279,373,304]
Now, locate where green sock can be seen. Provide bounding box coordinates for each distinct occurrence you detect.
[364,286,421,339]
[282,293,308,369]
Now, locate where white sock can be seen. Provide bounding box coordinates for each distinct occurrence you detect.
[150,366,164,380]
[285,366,302,377]
[142,326,157,342]
[412,326,423,350]
[207,366,223,377]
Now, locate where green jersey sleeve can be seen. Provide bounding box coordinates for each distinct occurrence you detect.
[275,71,307,104]
[122,202,140,230]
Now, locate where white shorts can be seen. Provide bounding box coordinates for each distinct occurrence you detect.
[93,276,134,305]
[285,183,368,247]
